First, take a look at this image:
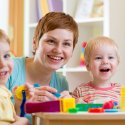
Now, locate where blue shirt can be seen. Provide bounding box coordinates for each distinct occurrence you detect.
[6,57,69,91]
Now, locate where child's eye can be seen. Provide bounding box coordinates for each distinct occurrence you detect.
[109,56,114,59]
[95,57,102,60]
[4,53,11,59]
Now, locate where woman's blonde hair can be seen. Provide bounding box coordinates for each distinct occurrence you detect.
[84,36,120,64]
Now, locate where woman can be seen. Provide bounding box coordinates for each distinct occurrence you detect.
[6,12,78,113]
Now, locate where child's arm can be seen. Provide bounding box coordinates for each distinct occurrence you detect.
[11,116,30,125]
[10,106,30,125]
[60,90,72,98]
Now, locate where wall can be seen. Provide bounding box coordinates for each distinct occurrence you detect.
[0,0,9,33]
[109,0,125,85]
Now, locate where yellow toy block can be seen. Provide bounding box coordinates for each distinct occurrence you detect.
[60,98,75,112]
[15,85,29,100]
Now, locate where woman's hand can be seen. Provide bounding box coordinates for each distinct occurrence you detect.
[24,83,35,99]
[29,86,58,102]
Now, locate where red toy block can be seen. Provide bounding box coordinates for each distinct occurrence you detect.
[25,100,60,113]
[88,108,104,113]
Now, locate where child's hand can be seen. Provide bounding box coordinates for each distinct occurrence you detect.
[76,97,87,104]
[12,86,22,115]
[60,91,72,98]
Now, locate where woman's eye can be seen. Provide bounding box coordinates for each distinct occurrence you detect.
[47,40,55,44]
[63,42,71,47]
[4,53,10,59]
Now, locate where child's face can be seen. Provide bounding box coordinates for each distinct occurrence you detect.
[87,44,118,84]
[0,40,13,85]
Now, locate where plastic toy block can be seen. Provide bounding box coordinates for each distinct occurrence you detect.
[33,83,40,87]
[25,100,60,113]
[88,108,104,113]
[60,98,75,112]
[15,85,29,100]
[52,92,61,98]
[76,104,89,111]
[104,109,118,112]
[68,108,79,113]
[76,103,103,112]
[103,100,114,109]
[113,101,118,106]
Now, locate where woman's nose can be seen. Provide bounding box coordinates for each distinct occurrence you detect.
[53,45,62,53]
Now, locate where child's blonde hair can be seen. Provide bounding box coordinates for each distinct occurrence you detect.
[84,36,120,64]
[0,29,10,44]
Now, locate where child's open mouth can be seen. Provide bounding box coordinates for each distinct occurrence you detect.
[100,68,110,72]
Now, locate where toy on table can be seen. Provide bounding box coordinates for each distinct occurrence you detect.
[103,100,118,109]
[120,86,125,111]
[80,42,87,67]
[68,108,79,113]
[76,103,103,112]
[104,109,118,112]
[25,100,60,113]
[25,98,75,113]
[88,108,104,113]
[103,100,119,112]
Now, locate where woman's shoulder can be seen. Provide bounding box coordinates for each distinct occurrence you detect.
[12,56,26,65]
[12,57,26,71]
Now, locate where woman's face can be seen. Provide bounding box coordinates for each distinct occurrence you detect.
[34,29,74,70]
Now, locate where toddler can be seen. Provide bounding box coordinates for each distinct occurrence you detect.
[72,36,121,104]
[0,29,30,125]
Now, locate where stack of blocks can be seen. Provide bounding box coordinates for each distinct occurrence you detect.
[25,98,75,113]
